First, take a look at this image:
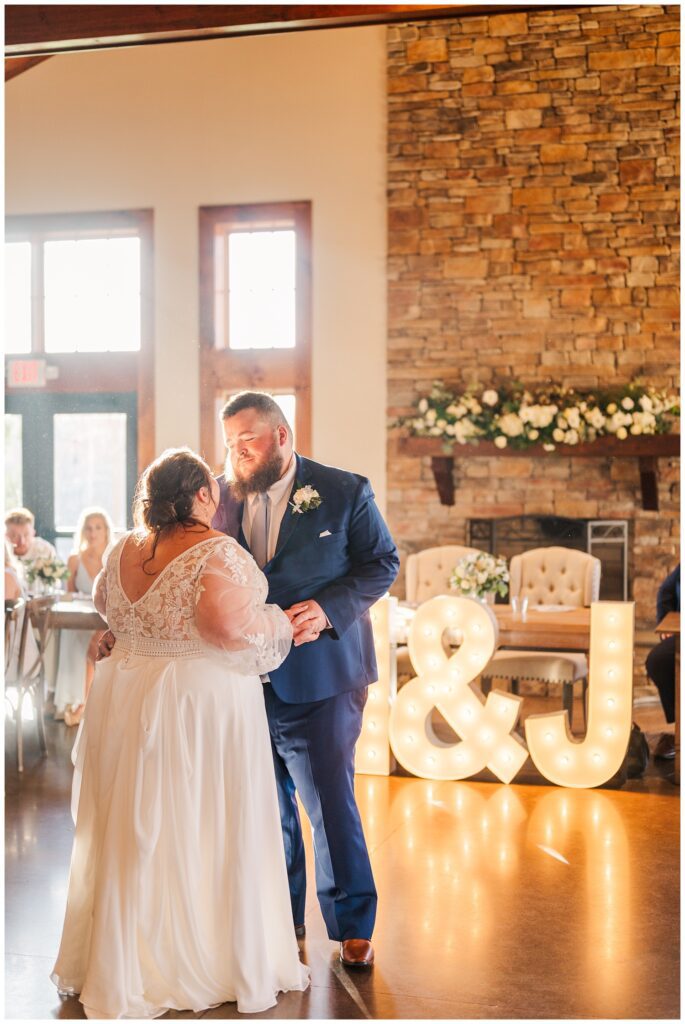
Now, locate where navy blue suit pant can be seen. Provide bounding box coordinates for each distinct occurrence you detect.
[263,683,377,941]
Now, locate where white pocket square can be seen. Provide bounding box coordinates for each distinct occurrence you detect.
[319,530,332,538]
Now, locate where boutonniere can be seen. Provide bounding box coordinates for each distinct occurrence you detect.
[290,484,322,515]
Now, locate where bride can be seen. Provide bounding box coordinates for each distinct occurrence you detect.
[51,447,310,1019]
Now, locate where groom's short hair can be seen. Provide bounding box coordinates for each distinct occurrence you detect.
[221,391,292,438]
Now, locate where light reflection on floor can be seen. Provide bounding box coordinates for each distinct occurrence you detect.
[5,718,680,1020]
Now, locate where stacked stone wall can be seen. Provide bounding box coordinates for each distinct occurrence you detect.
[387,5,680,633]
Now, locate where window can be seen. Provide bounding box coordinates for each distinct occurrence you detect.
[5,211,155,474]
[199,202,311,470]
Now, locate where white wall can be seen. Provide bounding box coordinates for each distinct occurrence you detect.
[5,27,389,507]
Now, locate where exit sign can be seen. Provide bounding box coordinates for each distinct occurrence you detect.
[7,359,47,388]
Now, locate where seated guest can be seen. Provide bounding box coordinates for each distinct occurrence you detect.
[52,508,113,726]
[5,508,57,566]
[5,537,24,600]
[646,564,680,760]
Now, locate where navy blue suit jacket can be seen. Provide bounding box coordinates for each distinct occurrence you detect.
[213,454,400,703]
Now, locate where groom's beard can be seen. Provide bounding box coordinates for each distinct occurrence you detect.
[228,445,286,501]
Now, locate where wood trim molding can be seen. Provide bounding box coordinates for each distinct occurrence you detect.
[5,6,559,56]
[199,201,312,471]
[5,208,155,474]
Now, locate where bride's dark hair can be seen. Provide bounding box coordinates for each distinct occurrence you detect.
[133,448,215,572]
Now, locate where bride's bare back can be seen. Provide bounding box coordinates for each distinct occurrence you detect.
[118,527,226,604]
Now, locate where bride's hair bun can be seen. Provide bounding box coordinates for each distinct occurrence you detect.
[133,448,214,536]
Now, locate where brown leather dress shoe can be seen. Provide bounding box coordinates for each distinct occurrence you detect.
[340,939,374,968]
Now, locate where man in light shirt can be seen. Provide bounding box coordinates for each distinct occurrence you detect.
[5,507,57,565]
[214,391,399,970]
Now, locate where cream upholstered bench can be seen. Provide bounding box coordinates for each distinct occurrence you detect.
[482,546,601,731]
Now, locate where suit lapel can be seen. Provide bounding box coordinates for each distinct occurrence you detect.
[272,454,308,561]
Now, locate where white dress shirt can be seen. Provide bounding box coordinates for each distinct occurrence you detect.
[241,453,297,564]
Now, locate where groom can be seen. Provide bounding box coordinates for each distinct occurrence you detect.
[214,391,399,968]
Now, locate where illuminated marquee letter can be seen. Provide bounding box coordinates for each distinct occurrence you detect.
[525,602,634,789]
[356,596,394,776]
[389,596,528,783]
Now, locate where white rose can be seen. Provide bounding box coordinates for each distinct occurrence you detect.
[494,435,508,449]
[565,429,579,445]
[418,398,428,413]
[528,429,539,440]
[437,418,447,429]
[556,415,568,430]
[621,397,635,410]
[543,443,556,452]
[426,409,437,424]
[498,413,524,438]
[630,424,642,435]
[616,427,628,440]
[552,428,565,442]
[566,407,581,429]
[606,402,618,415]
[482,389,499,407]
[639,395,653,412]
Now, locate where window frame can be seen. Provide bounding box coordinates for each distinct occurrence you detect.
[5,209,155,472]
[198,201,311,470]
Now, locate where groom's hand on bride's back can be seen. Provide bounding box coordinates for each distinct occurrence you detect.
[96,630,116,660]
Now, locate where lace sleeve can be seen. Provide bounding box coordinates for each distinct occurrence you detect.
[194,539,292,675]
[92,536,124,619]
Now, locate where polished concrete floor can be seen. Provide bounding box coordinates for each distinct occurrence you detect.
[5,700,680,1020]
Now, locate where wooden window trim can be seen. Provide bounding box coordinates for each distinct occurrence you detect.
[5,209,155,472]
[199,201,312,472]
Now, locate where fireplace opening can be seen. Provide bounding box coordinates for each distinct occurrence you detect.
[468,516,628,601]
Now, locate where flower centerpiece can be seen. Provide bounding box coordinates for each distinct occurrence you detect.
[449,552,509,603]
[396,380,680,453]
[25,555,70,594]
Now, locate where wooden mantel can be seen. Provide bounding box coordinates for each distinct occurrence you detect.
[396,433,680,512]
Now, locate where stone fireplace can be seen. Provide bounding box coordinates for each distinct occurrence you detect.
[468,515,628,601]
[386,5,679,632]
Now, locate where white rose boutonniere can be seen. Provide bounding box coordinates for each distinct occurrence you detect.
[290,484,322,515]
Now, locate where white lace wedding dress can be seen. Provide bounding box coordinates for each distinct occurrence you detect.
[51,534,310,1019]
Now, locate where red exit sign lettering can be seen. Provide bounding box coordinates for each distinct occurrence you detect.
[7,359,47,388]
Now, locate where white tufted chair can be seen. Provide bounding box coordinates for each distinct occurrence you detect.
[482,546,601,730]
[405,545,481,604]
[397,546,482,682]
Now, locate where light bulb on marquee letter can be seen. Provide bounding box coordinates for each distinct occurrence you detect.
[356,596,394,776]
[525,602,634,788]
[389,596,528,783]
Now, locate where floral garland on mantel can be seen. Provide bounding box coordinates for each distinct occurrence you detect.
[397,380,680,453]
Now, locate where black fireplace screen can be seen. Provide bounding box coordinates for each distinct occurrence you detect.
[468,516,628,601]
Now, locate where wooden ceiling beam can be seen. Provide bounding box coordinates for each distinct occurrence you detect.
[5,4,551,57]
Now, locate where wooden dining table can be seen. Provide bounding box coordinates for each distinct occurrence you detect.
[655,610,679,785]
[395,602,591,654]
[492,605,591,653]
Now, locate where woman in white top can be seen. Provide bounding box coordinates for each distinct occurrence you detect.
[51,447,309,1018]
[52,508,112,725]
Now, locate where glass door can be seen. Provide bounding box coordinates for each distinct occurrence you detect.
[4,393,137,559]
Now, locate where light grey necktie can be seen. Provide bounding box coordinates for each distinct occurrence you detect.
[250,492,271,569]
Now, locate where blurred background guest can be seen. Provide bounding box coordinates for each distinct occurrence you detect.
[646,564,680,761]
[50,508,112,726]
[5,508,57,565]
[5,538,39,687]
[5,537,24,600]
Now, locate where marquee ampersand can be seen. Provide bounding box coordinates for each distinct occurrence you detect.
[389,595,528,784]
